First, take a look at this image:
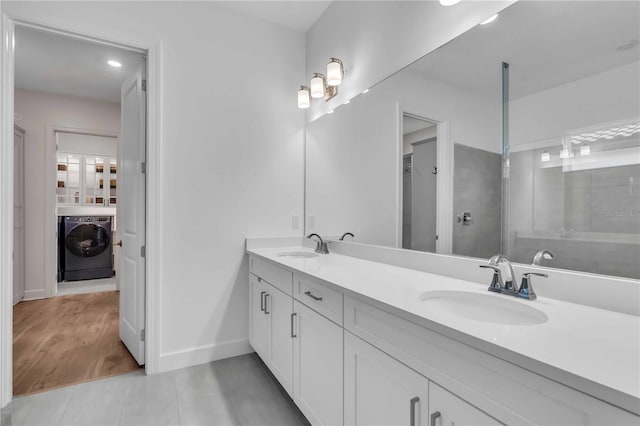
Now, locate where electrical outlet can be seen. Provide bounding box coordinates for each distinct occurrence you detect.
[291,215,300,229]
[307,215,316,229]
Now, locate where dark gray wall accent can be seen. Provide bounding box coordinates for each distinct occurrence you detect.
[452,144,502,259]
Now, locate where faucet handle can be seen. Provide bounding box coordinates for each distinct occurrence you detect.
[518,272,548,300]
[479,265,504,292]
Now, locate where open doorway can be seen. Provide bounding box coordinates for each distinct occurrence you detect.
[11,25,147,396]
[401,114,438,252]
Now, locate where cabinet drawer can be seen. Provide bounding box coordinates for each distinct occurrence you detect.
[344,295,639,426]
[250,256,293,296]
[294,273,343,325]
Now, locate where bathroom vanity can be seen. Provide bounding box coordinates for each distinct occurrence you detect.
[246,244,639,426]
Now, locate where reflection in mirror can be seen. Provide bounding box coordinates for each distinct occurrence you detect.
[505,2,640,279]
[305,0,639,279]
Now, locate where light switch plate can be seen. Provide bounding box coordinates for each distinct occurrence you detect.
[291,215,300,229]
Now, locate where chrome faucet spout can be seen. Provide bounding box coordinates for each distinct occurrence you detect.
[306,233,329,254]
[488,254,517,293]
[532,250,554,266]
[339,232,355,241]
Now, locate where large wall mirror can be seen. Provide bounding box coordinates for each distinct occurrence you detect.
[305,0,640,279]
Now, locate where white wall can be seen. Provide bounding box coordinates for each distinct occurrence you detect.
[403,126,436,155]
[306,69,501,247]
[14,89,120,299]
[305,0,515,121]
[3,2,305,372]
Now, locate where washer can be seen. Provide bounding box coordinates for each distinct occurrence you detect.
[63,216,114,281]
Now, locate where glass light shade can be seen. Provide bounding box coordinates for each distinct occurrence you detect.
[580,145,591,156]
[310,74,325,98]
[559,148,572,159]
[297,87,310,109]
[326,59,344,86]
[439,0,461,5]
[541,151,550,162]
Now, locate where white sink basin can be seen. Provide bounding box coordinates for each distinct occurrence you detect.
[277,251,319,259]
[420,290,548,326]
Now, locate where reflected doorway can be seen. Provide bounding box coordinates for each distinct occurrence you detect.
[402,114,438,252]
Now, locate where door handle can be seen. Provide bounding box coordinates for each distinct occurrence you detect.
[264,293,270,314]
[304,291,323,301]
[410,397,420,426]
[114,240,122,247]
[290,313,297,338]
[430,411,441,426]
[260,291,266,312]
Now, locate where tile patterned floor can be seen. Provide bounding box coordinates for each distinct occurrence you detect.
[1,353,309,426]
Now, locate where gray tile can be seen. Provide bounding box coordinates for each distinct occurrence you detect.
[58,378,127,426]
[119,371,179,426]
[227,393,304,426]
[2,386,74,426]
[178,395,239,426]
[119,400,179,426]
[175,364,225,405]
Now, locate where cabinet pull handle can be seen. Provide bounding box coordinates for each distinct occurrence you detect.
[430,411,441,426]
[290,313,297,338]
[264,293,270,314]
[410,397,420,426]
[304,291,323,301]
[260,291,266,312]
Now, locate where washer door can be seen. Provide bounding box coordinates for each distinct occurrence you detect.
[65,224,111,257]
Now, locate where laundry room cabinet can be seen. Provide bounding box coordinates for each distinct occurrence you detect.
[57,153,117,206]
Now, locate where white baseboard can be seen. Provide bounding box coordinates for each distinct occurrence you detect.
[158,338,253,373]
[22,289,46,300]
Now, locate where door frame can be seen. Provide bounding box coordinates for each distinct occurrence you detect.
[0,14,164,407]
[396,106,453,254]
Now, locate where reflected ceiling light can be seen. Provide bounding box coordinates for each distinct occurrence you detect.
[344,100,350,105]
[328,110,334,114]
[580,144,591,156]
[541,151,551,162]
[559,148,572,159]
[297,86,311,109]
[362,88,370,94]
[107,60,122,68]
[480,14,498,25]
[439,0,461,5]
[326,58,345,86]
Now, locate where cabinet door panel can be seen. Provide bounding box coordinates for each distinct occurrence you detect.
[249,275,268,358]
[345,331,429,426]
[266,283,294,397]
[429,382,501,426]
[293,300,343,426]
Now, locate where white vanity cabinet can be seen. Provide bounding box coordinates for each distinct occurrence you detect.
[429,382,502,426]
[292,300,343,426]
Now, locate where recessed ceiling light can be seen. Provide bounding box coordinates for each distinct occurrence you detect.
[107,60,122,68]
[439,0,461,5]
[480,14,498,25]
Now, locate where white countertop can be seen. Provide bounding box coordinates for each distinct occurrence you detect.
[247,246,640,415]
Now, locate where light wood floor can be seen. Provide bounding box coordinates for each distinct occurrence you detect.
[13,291,142,396]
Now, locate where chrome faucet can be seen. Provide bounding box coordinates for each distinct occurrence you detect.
[307,233,329,254]
[479,254,548,301]
[339,232,355,241]
[532,250,554,266]
[488,254,517,293]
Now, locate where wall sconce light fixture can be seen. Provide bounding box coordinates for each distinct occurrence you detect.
[541,151,551,162]
[298,58,345,108]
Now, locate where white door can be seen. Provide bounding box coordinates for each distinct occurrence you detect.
[118,62,146,365]
[249,275,268,359]
[265,283,293,397]
[344,331,429,426]
[13,127,25,305]
[293,300,343,426]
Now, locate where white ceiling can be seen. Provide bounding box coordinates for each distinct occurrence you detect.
[403,116,435,135]
[218,1,331,32]
[408,1,640,100]
[15,26,145,103]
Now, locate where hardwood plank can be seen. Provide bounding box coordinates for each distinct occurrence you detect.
[13,291,142,396]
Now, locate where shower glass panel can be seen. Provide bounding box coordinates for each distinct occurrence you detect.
[503,2,640,279]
